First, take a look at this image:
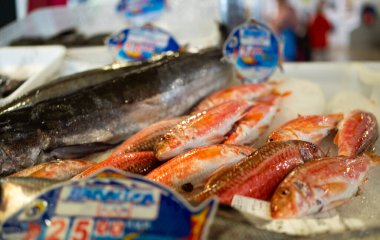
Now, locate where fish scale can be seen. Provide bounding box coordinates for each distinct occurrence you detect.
[334,110,378,157]
[193,82,276,112]
[271,155,371,219]
[268,113,343,144]
[191,141,324,205]
[146,144,255,191]
[155,100,251,160]
[107,116,187,160]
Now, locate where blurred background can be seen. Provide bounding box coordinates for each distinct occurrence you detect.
[0,0,379,62]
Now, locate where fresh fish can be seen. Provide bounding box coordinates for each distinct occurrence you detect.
[0,177,60,221]
[72,151,160,179]
[0,58,168,113]
[191,141,324,205]
[0,48,231,176]
[271,155,371,219]
[224,94,281,145]
[107,116,187,160]
[11,160,93,180]
[146,144,255,192]
[193,82,276,112]
[268,113,343,144]
[334,110,378,157]
[155,100,251,160]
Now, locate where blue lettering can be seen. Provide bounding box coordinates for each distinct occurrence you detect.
[65,187,155,205]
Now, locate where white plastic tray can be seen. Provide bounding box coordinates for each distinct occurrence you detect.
[0,46,66,106]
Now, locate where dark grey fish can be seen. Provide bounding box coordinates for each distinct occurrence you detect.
[0,59,166,114]
[0,48,232,176]
[0,177,59,221]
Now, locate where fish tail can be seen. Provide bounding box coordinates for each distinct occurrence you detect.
[189,198,218,240]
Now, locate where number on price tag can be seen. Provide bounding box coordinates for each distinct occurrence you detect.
[45,217,69,240]
[69,218,94,240]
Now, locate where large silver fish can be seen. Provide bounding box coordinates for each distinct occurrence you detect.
[0,48,232,176]
[0,60,160,113]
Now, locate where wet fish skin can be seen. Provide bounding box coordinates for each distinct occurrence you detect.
[224,94,281,145]
[334,110,379,157]
[193,82,276,112]
[11,159,94,181]
[0,48,231,176]
[0,60,160,114]
[155,100,251,160]
[271,155,371,219]
[0,177,60,220]
[191,140,324,205]
[108,116,187,160]
[268,113,343,144]
[146,144,255,191]
[72,151,159,179]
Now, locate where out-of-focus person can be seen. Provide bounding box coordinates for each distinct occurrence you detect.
[308,0,332,61]
[268,0,299,61]
[350,4,380,60]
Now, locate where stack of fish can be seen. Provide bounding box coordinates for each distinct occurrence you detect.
[0,48,379,222]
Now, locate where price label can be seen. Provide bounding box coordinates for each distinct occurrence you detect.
[106,25,180,63]
[223,19,281,83]
[2,169,218,240]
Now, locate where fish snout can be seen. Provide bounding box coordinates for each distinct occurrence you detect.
[271,186,298,219]
[154,135,182,161]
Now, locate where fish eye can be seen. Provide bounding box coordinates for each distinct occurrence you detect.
[280,188,289,196]
[26,205,41,217]
[268,138,274,142]
[18,200,47,221]
[181,183,194,192]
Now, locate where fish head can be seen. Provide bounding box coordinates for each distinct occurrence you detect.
[297,141,324,162]
[271,184,299,218]
[271,179,311,219]
[154,134,183,160]
[267,130,286,143]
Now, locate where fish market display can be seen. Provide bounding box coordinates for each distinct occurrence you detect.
[146,144,255,192]
[271,155,371,219]
[224,94,281,145]
[267,113,343,144]
[0,48,231,176]
[191,141,324,204]
[193,82,276,112]
[155,100,251,160]
[72,151,159,179]
[334,110,379,157]
[0,177,60,220]
[11,159,93,180]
